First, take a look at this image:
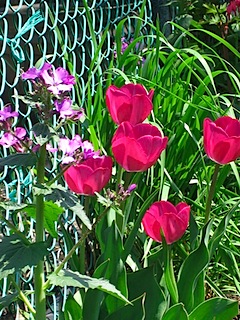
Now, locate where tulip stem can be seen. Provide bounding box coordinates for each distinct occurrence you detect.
[205,163,221,224]
[116,166,124,232]
[79,197,89,275]
[162,240,179,304]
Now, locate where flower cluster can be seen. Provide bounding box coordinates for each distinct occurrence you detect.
[0,106,27,152]
[21,63,83,121]
[226,0,240,18]
[106,83,168,172]
[2,64,240,246]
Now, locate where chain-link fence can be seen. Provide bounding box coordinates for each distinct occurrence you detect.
[0,1,155,318]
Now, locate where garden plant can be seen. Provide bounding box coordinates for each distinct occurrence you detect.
[0,1,239,320]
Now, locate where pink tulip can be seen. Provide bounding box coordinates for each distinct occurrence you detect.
[112,121,168,172]
[64,156,112,195]
[106,83,154,125]
[142,201,190,244]
[203,116,240,164]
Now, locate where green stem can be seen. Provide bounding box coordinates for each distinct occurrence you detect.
[34,144,47,320]
[79,197,89,274]
[116,166,124,232]
[162,240,179,304]
[47,163,71,186]
[205,163,221,224]
[10,275,36,316]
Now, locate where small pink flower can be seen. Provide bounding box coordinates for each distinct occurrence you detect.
[54,99,83,120]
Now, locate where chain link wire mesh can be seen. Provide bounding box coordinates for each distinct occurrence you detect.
[0,0,154,318]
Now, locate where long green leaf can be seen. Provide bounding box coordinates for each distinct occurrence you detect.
[189,298,238,320]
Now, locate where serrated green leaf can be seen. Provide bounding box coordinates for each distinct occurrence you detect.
[46,185,92,230]
[0,153,37,167]
[0,292,19,311]
[32,184,53,196]
[0,202,27,211]
[32,123,55,145]
[44,201,64,237]
[48,270,130,304]
[189,298,238,320]
[23,201,63,238]
[0,234,48,279]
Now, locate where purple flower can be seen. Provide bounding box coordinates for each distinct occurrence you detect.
[21,63,51,80]
[127,184,137,192]
[0,127,26,152]
[21,63,75,95]
[82,141,100,160]
[58,135,82,164]
[41,67,75,95]
[0,106,18,122]
[54,98,83,120]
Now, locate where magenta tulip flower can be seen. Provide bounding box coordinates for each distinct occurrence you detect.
[64,156,112,195]
[112,121,168,172]
[106,83,154,125]
[203,116,240,164]
[142,201,190,244]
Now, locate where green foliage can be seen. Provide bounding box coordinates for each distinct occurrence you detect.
[188,297,238,320]
[0,234,48,279]
[162,303,188,320]
[63,292,82,320]
[0,153,37,167]
[23,201,63,238]
[0,2,240,319]
[48,270,130,304]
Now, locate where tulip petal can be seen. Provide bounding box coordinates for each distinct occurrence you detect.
[106,84,153,125]
[64,156,112,195]
[142,201,190,245]
[204,117,240,164]
[142,210,162,242]
[112,122,168,172]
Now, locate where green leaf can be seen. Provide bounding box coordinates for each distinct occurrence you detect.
[0,292,19,311]
[48,270,130,304]
[23,201,63,238]
[0,202,27,211]
[163,244,179,304]
[105,295,145,320]
[162,303,189,320]
[189,298,238,320]
[127,267,167,320]
[208,202,239,258]
[0,234,48,279]
[46,185,92,230]
[63,292,82,320]
[178,239,209,313]
[32,123,55,145]
[0,153,37,167]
